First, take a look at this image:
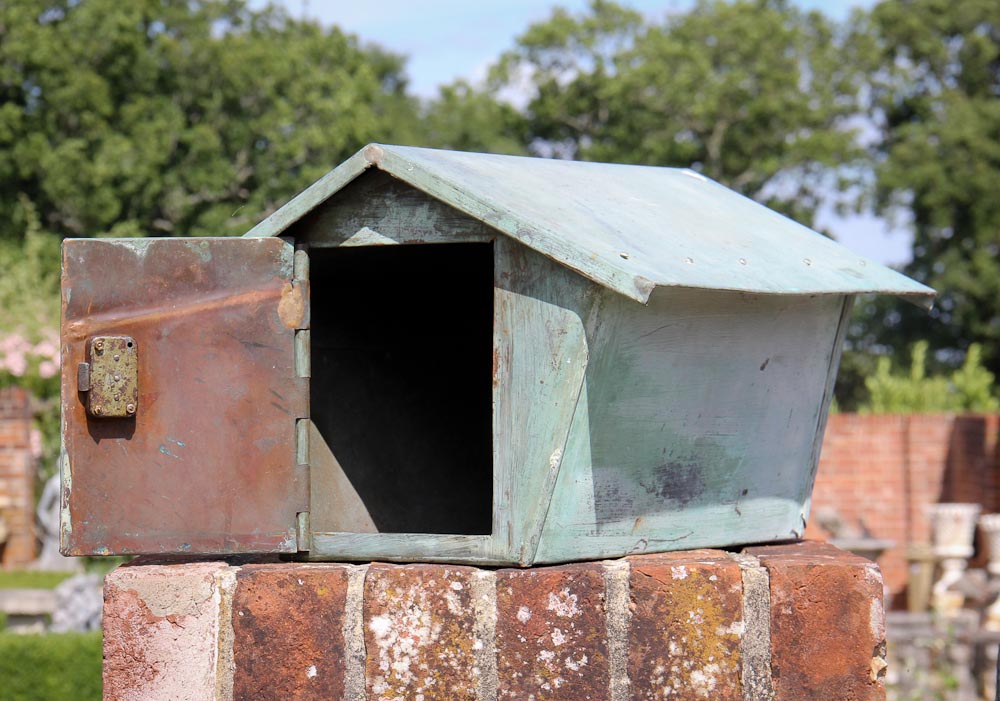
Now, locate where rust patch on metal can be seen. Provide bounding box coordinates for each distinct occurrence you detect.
[278,281,306,329]
[63,288,283,339]
[61,237,307,556]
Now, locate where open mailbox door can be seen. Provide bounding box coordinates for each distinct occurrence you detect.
[60,237,309,556]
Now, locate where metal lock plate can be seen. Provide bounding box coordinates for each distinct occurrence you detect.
[80,336,137,418]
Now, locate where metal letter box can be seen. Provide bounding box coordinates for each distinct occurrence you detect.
[60,145,934,565]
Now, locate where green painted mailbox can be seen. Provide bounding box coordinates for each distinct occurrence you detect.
[60,144,933,565]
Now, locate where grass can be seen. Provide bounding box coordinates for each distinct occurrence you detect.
[0,570,76,589]
[0,631,102,701]
[0,568,106,700]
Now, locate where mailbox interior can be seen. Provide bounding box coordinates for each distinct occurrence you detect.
[308,243,494,535]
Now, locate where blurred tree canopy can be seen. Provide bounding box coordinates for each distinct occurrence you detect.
[488,0,866,227]
[848,0,1000,383]
[0,0,417,244]
[0,0,425,474]
[0,0,998,415]
[473,0,999,408]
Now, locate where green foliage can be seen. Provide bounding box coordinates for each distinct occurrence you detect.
[0,202,62,481]
[419,81,528,155]
[489,0,866,225]
[0,198,60,342]
[0,570,75,589]
[0,0,418,242]
[852,0,1000,377]
[0,0,424,483]
[860,341,999,413]
[0,631,102,701]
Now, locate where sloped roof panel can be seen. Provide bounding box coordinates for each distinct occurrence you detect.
[246,144,934,306]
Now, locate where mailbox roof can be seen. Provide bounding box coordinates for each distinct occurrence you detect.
[247,144,934,306]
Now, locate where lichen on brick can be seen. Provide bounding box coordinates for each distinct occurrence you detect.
[496,565,609,700]
[366,565,478,701]
[629,553,743,701]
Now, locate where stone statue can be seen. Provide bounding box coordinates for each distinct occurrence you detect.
[50,572,102,632]
[0,494,10,547]
[31,474,81,572]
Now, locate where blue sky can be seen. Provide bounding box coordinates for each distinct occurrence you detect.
[275,0,911,266]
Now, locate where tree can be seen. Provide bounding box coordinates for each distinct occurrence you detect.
[0,0,423,477]
[489,0,867,226]
[857,0,1000,376]
[860,341,999,413]
[0,0,418,242]
[418,80,528,155]
[0,199,63,482]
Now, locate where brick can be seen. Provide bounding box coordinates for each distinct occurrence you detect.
[233,563,350,701]
[809,412,1000,599]
[103,561,232,701]
[0,388,29,417]
[746,541,887,701]
[365,563,479,701]
[101,549,892,701]
[495,563,608,700]
[628,551,743,701]
[0,421,28,447]
[0,387,35,568]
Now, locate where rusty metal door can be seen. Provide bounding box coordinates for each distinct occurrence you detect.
[60,237,308,555]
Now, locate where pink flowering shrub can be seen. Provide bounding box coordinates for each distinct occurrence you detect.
[1,210,63,482]
[0,327,61,482]
[0,328,60,396]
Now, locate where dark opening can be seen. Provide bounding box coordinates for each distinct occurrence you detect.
[310,243,494,534]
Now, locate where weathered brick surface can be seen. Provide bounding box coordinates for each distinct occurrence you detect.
[746,540,887,701]
[103,561,232,701]
[496,563,608,700]
[628,550,744,701]
[102,543,885,701]
[233,564,350,701]
[364,563,480,701]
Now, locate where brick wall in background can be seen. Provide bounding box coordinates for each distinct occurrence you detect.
[0,387,36,567]
[808,413,1000,602]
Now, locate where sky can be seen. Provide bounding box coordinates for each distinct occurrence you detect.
[274,0,912,267]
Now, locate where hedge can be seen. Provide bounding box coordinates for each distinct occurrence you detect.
[0,632,101,701]
[0,571,75,590]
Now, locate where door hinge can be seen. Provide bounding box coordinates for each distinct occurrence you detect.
[296,511,311,552]
[293,244,311,553]
[293,245,310,379]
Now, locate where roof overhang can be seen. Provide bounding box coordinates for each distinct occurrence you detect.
[245,144,935,308]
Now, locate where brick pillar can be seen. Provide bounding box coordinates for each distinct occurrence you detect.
[0,387,36,567]
[102,541,886,701]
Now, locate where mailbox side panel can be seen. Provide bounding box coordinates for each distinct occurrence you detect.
[61,237,308,556]
[492,237,600,564]
[535,288,849,562]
